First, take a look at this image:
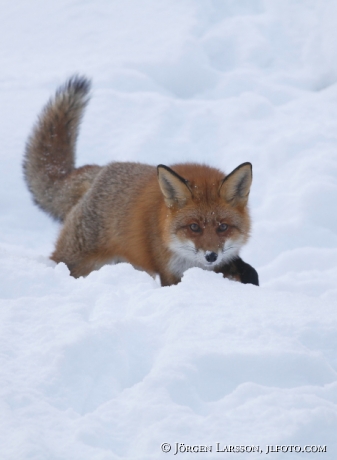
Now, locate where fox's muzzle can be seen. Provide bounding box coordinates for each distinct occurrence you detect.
[205,251,218,263]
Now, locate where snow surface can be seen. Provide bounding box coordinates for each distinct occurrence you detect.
[0,1,337,458]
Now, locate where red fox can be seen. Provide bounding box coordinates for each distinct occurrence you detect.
[23,76,258,286]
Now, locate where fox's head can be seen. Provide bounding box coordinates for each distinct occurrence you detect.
[157,162,252,276]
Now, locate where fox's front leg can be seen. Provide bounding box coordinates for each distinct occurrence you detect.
[217,257,259,286]
[159,271,181,287]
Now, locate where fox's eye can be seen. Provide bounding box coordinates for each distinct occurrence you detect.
[190,223,201,232]
[218,223,228,232]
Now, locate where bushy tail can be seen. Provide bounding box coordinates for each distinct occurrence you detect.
[23,76,101,221]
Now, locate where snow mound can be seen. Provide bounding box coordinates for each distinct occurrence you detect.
[1,257,336,458]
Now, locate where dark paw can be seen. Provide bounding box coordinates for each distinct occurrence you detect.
[233,257,259,286]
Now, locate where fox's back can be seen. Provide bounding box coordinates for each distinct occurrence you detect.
[79,161,156,230]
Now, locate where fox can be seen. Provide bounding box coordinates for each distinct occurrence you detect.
[23,76,259,286]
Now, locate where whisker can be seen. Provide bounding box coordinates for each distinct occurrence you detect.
[174,244,197,255]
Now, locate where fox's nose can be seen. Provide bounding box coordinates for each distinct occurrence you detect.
[205,251,218,263]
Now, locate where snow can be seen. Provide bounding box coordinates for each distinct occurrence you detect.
[0,0,336,458]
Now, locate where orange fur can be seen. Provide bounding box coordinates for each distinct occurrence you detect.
[24,76,253,286]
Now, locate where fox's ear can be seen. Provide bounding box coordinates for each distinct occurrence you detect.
[157,165,192,207]
[219,162,252,207]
